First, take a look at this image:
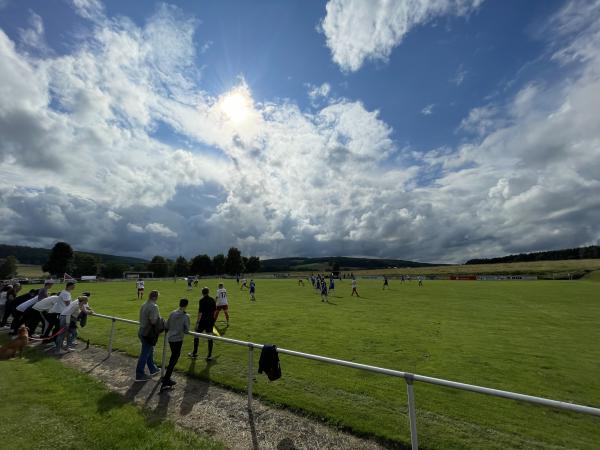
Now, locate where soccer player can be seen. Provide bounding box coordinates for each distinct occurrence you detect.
[315,277,321,294]
[298,278,304,286]
[187,276,193,291]
[329,276,335,294]
[418,275,423,287]
[383,276,389,290]
[136,278,145,300]
[189,287,216,361]
[240,278,247,290]
[214,283,229,325]
[351,278,359,297]
[249,279,256,301]
[320,280,328,303]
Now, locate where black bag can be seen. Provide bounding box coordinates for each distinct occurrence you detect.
[258,344,281,381]
[142,318,165,346]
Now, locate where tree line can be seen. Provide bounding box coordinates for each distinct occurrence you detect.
[1,242,260,279]
[465,245,600,265]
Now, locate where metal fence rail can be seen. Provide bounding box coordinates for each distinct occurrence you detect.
[92,313,600,450]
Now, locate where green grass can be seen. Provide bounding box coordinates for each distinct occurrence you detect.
[16,264,47,278]
[30,279,600,449]
[0,338,224,450]
[352,258,600,278]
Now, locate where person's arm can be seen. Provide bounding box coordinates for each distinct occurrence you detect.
[183,315,190,334]
[149,304,159,324]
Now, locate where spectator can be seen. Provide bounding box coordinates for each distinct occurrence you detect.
[161,298,190,389]
[135,290,162,381]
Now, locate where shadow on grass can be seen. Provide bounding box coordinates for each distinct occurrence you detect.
[180,358,212,416]
[97,391,127,414]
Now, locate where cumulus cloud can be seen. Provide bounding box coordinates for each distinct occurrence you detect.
[306,82,331,102]
[320,0,484,72]
[18,11,48,52]
[421,104,435,115]
[1,0,599,263]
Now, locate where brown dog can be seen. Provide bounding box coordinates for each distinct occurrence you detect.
[0,325,29,359]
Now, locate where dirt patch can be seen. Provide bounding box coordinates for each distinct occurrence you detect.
[49,343,391,450]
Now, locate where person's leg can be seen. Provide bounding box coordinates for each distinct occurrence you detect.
[207,337,213,358]
[10,311,23,334]
[40,311,50,335]
[55,316,68,351]
[136,333,151,378]
[163,340,182,382]
[146,344,158,373]
[42,313,57,338]
[67,322,77,347]
[214,308,220,321]
[0,299,12,326]
[224,307,229,322]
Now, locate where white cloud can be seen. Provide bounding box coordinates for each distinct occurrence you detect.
[451,64,467,86]
[306,82,331,102]
[18,11,48,52]
[1,0,600,263]
[321,0,484,72]
[145,222,177,238]
[127,223,145,233]
[421,104,435,115]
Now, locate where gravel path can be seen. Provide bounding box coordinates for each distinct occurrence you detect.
[52,343,392,450]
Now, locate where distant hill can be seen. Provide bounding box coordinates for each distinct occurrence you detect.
[259,256,438,272]
[0,244,148,266]
[466,245,600,265]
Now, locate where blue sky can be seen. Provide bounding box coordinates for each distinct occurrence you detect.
[1,0,599,263]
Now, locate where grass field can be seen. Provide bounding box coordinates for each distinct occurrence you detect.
[15,264,48,278]
[0,336,223,450]
[25,278,595,449]
[351,259,600,278]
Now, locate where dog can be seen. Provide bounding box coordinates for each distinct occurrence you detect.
[0,325,29,359]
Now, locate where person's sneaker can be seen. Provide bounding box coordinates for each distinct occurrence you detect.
[205,356,213,362]
[70,341,79,346]
[134,375,151,382]
[149,369,161,377]
[188,352,198,358]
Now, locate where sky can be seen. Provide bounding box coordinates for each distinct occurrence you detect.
[1,0,599,263]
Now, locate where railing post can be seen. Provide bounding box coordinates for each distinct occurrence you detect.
[107,318,116,358]
[406,374,419,450]
[160,331,168,379]
[247,345,254,410]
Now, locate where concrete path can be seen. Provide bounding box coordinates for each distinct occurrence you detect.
[51,343,393,450]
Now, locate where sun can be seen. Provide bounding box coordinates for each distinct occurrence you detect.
[219,89,251,123]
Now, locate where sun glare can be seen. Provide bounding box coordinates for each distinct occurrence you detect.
[220,90,251,123]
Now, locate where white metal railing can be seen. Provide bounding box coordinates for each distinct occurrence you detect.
[92,312,600,450]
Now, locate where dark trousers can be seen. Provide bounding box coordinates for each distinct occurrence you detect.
[0,299,14,326]
[40,311,52,336]
[24,309,42,335]
[10,310,24,334]
[192,321,214,356]
[163,340,183,382]
[43,313,60,340]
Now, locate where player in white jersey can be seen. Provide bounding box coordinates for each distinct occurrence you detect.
[136,278,145,300]
[214,283,229,326]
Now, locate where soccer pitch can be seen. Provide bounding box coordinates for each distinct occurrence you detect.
[62,279,599,449]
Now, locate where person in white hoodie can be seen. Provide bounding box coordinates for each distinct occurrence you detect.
[55,296,93,353]
[45,282,76,342]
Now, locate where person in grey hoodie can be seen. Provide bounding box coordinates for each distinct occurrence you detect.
[161,298,190,388]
